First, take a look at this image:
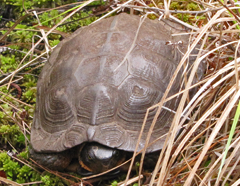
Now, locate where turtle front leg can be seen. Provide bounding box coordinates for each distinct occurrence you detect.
[29,147,73,171]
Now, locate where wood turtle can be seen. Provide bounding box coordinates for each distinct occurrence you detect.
[30,13,203,174]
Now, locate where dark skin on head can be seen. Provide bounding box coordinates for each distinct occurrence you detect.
[30,142,127,176]
[77,143,158,176]
[78,143,126,175]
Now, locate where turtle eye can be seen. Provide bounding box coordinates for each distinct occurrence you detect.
[87,154,92,160]
[114,150,120,157]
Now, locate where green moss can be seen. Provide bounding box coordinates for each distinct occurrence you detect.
[170,2,180,10]
[186,2,199,11]
[112,180,118,186]
[41,174,66,186]
[22,88,37,102]
[0,150,70,185]
[0,86,8,94]
[0,125,27,147]
[177,13,191,22]
[50,39,60,47]
[18,148,29,160]
[0,104,14,125]
[16,165,35,183]
[0,55,17,73]
[0,153,20,179]
[0,151,40,183]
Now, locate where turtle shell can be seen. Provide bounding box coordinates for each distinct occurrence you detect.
[31,13,193,153]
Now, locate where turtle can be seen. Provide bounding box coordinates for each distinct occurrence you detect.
[30,13,203,174]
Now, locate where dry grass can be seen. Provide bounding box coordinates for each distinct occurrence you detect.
[121,1,240,186]
[1,0,240,185]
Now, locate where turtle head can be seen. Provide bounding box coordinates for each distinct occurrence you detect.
[78,143,125,174]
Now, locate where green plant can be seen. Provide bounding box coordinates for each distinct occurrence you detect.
[111,180,118,186]
[170,2,180,10]
[0,152,21,179]
[0,124,27,147]
[16,165,35,183]
[0,151,41,183]
[186,2,199,11]
[0,151,70,185]
[22,88,37,102]
[0,55,17,73]
[177,13,191,22]
[40,173,67,186]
